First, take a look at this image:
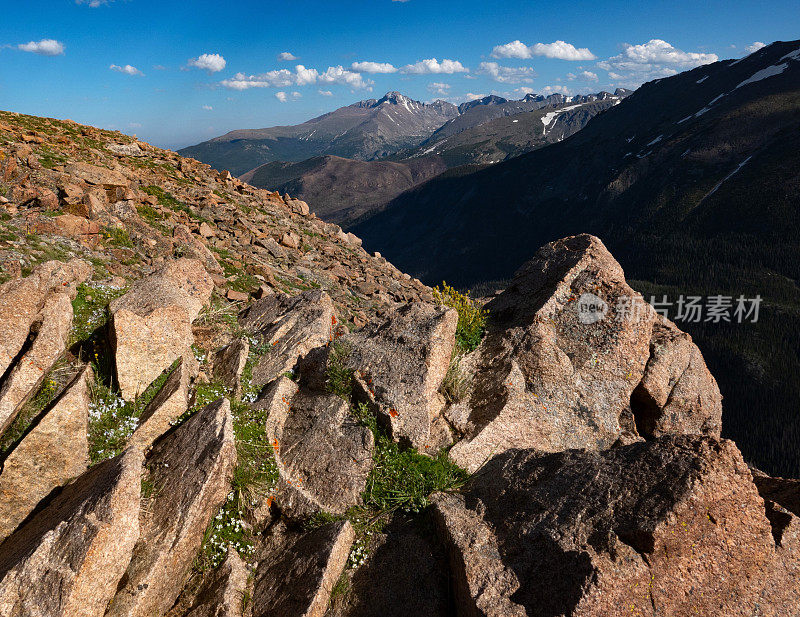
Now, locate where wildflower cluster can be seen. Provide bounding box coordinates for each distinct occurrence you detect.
[89,361,178,463]
[432,282,487,353]
[69,282,126,347]
[201,491,256,570]
[88,384,139,463]
[348,537,369,568]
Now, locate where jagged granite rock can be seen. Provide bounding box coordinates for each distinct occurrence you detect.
[0,365,91,543]
[448,234,720,472]
[434,435,795,617]
[110,258,212,400]
[326,514,454,617]
[0,448,142,617]
[632,316,722,437]
[107,398,236,617]
[0,258,89,378]
[65,161,129,187]
[345,302,457,449]
[252,520,354,617]
[213,338,250,398]
[0,259,91,437]
[127,358,191,450]
[0,292,74,437]
[256,377,373,519]
[180,549,250,617]
[239,290,334,387]
[751,471,800,611]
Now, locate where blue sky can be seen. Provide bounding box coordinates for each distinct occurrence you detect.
[1,0,797,149]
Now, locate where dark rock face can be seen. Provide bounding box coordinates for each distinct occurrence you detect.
[0,258,91,438]
[435,436,798,617]
[0,365,91,542]
[239,289,334,388]
[253,520,354,617]
[327,514,455,617]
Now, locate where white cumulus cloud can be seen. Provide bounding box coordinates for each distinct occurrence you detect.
[188,53,227,73]
[427,82,451,96]
[110,64,144,76]
[17,39,65,56]
[491,40,595,61]
[76,0,112,6]
[463,92,488,101]
[278,51,298,61]
[221,64,372,91]
[318,89,334,96]
[568,70,598,82]
[202,105,213,110]
[745,41,766,53]
[351,61,398,73]
[477,61,535,83]
[598,39,718,86]
[318,66,373,89]
[275,92,288,102]
[540,85,572,95]
[401,58,469,74]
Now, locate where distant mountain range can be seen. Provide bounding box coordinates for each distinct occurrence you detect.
[352,40,800,477]
[179,92,459,175]
[203,89,629,223]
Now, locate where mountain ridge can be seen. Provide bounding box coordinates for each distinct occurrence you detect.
[352,39,800,477]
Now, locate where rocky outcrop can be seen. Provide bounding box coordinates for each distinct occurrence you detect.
[64,161,129,188]
[0,448,142,617]
[1,110,798,617]
[0,365,91,542]
[256,377,374,519]
[239,289,335,388]
[110,258,212,400]
[180,550,249,617]
[632,316,723,437]
[345,302,457,449]
[0,258,91,437]
[107,398,236,617]
[127,358,191,450]
[448,235,721,472]
[252,520,354,617]
[434,436,796,617]
[212,337,249,398]
[327,514,453,617]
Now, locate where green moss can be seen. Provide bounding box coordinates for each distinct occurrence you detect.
[194,392,279,570]
[69,281,127,347]
[141,185,206,221]
[136,203,164,224]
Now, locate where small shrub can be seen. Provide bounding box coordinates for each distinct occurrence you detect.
[326,341,354,399]
[354,403,469,514]
[432,282,487,353]
[441,354,470,403]
[100,226,134,248]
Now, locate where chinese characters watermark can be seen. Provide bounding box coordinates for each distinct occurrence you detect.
[577,293,761,324]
